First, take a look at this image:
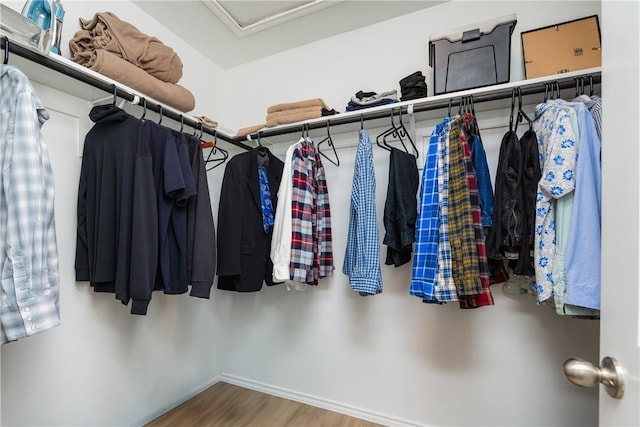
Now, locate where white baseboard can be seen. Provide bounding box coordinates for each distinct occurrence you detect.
[219,373,423,427]
[132,375,222,427]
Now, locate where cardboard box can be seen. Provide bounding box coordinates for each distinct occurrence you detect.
[521,15,601,79]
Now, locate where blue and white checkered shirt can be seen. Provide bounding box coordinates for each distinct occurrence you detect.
[343,130,382,296]
[434,118,459,302]
[410,120,447,302]
[0,65,60,344]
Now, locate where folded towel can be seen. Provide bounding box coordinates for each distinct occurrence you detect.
[266,98,327,114]
[266,108,324,128]
[74,49,195,112]
[236,123,267,138]
[72,11,183,84]
[266,106,323,122]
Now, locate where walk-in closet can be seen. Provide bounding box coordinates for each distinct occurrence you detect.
[1,1,638,426]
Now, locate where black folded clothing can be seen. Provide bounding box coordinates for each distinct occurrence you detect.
[399,71,428,101]
[355,90,377,100]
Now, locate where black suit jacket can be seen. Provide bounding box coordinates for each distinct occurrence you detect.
[216,147,284,292]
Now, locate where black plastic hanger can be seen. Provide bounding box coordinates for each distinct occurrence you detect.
[396,108,418,158]
[509,89,516,132]
[375,110,398,152]
[515,87,533,131]
[204,130,229,171]
[2,36,9,65]
[157,105,163,125]
[317,121,340,166]
[111,84,117,105]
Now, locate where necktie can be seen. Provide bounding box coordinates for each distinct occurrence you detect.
[258,165,274,233]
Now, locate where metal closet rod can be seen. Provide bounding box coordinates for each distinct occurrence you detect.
[236,72,602,142]
[0,36,254,151]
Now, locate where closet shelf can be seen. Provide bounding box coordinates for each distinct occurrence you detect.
[2,35,600,150]
[246,67,602,144]
[0,35,254,150]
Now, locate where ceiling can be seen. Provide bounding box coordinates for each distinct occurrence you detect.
[132,1,447,69]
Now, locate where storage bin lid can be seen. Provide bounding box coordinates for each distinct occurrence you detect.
[429,14,517,42]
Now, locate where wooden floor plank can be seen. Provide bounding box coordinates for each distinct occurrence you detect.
[145,382,384,427]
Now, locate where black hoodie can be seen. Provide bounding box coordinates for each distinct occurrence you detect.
[75,104,158,315]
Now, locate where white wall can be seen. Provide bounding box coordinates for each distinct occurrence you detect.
[1,2,228,426]
[218,1,602,426]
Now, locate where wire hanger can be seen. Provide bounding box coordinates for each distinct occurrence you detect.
[316,121,340,166]
[2,36,9,65]
[360,114,364,130]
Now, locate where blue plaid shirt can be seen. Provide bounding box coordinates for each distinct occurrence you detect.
[0,65,60,343]
[410,120,446,302]
[434,118,459,302]
[343,130,382,296]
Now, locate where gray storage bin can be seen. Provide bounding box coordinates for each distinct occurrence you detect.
[429,15,517,95]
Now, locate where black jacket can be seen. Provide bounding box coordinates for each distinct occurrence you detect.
[383,148,419,267]
[217,147,284,292]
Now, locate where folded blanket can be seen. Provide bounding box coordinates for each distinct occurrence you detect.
[266,98,327,114]
[74,49,195,112]
[71,11,183,84]
[266,106,323,122]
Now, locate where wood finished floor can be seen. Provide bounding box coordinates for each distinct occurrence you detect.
[144,382,384,427]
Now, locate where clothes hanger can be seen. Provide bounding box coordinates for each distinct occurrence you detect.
[180,115,184,133]
[509,89,516,132]
[2,36,9,65]
[588,75,594,97]
[515,87,533,131]
[203,130,229,171]
[157,105,163,125]
[111,84,117,105]
[316,121,340,166]
[375,110,396,152]
[360,114,364,130]
[382,109,411,154]
[140,98,147,121]
[396,107,418,158]
[382,109,412,154]
[447,98,453,118]
[575,77,584,97]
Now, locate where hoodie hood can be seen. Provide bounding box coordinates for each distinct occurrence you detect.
[89,104,131,125]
